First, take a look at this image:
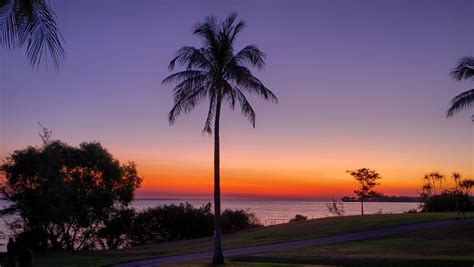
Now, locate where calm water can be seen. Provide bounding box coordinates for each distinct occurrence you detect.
[131,200,420,225]
[0,199,419,251]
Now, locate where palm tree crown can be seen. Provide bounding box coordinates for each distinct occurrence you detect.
[162,13,278,131]
[447,57,474,117]
[0,0,65,69]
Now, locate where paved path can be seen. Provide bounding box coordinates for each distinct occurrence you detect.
[114,218,474,267]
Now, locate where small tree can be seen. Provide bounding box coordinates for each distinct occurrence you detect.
[423,172,445,195]
[326,199,345,216]
[346,168,382,215]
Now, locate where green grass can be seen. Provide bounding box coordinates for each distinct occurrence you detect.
[0,212,471,267]
[233,221,474,266]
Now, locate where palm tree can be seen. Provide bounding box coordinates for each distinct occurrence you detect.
[447,57,474,117]
[0,0,64,69]
[162,14,277,264]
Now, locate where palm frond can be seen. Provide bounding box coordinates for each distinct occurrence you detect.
[171,74,209,100]
[234,45,265,69]
[233,86,256,127]
[221,12,245,44]
[193,15,219,50]
[168,85,209,125]
[446,89,474,117]
[229,66,278,103]
[0,0,65,70]
[451,57,474,81]
[162,70,206,84]
[168,46,212,71]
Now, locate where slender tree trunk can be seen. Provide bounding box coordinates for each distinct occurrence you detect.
[361,197,364,215]
[212,93,224,264]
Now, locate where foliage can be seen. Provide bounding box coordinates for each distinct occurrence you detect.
[0,0,65,69]
[346,168,382,215]
[96,208,136,249]
[422,172,445,196]
[221,209,261,233]
[130,203,213,245]
[422,192,473,212]
[162,13,277,134]
[419,172,474,212]
[129,203,261,245]
[447,57,474,117]
[326,199,345,216]
[289,214,307,223]
[0,131,142,250]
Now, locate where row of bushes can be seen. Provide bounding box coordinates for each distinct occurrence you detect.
[421,192,473,212]
[95,202,261,249]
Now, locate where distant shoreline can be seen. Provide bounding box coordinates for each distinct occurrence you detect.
[132,198,422,203]
[341,196,423,203]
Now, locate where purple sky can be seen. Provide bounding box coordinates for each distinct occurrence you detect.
[1,0,473,198]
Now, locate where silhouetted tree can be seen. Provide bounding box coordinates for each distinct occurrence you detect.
[0,131,142,250]
[447,57,474,117]
[346,168,382,215]
[162,13,277,264]
[423,172,445,195]
[0,0,65,69]
[326,199,345,216]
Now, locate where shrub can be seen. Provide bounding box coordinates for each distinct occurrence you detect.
[221,209,262,233]
[326,199,345,216]
[422,192,473,212]
[130,203,213,245]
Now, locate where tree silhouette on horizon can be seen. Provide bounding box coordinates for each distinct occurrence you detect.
[162,13,277,264]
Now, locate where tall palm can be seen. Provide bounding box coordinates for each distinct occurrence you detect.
[447,57,474,117]
[0,0,64,69]
[162,14,277,264]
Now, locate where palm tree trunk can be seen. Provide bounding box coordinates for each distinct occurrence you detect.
[361,197,364,215]
[212,93,224,264]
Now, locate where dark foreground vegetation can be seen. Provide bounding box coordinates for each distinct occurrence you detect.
[420,172,474,213]
[0,212,471,267]
[0,131,260,254]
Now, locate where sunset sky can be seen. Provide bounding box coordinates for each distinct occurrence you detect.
[1,0,472,200]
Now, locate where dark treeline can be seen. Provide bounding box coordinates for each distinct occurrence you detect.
[341,196,423,203]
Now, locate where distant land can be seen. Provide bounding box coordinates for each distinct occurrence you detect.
[341,196,423,203]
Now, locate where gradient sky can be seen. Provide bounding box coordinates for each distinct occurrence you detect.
[1,0,473,200]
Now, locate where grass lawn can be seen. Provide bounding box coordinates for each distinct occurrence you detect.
[233,222,474,266]
[166,221,474,266]
[0,212,472,267]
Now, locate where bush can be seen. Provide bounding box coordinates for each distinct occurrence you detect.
[221,209,261,233]
[422,193,473,212]
[130,203,263,245]
[131,203,213,245]
[326,199,345,216]
[289,214,307,222]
